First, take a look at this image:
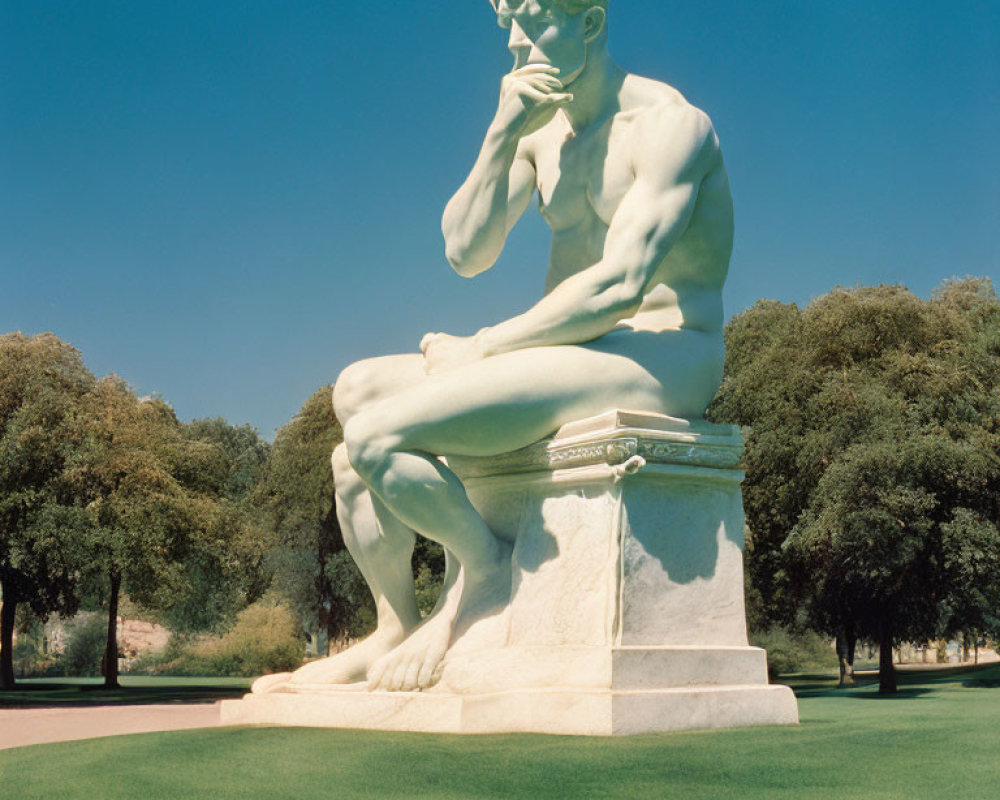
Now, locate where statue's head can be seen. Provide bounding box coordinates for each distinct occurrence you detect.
[490,1,609,83]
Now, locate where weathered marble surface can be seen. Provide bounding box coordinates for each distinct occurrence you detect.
[222,412,798,735]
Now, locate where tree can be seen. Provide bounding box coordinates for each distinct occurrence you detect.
[69,377,225,688]
[161,418,271,634]
[186,418,270,501]
[0,333,94,689]
[710,279,1000,691]
[254,386,360,652]
[785,433,999,692]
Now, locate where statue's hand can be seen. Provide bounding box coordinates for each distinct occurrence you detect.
[420,332,487,375]
[492,64,574,139]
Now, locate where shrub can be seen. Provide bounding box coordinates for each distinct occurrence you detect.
[152,603,304,677]
[57,613,108,677]
[12,627,59,678]
[414,563,444,619]
[751,626,838,678]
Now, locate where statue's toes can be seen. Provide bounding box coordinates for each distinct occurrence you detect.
[387,653,413,692]
[250,672,292,695]
[417,654,445,689]
[367,654,391,691]
[401,657,422,692]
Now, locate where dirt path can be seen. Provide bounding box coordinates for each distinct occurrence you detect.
[0,703,222,750]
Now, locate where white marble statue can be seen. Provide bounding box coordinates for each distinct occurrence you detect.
[254,0,733,695]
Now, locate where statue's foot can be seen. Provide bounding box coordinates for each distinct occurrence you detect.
[365,613,452,692]
[250,631,406,694]
[287,631,405,687]
[250,672,293,695]
[367,550,512,692]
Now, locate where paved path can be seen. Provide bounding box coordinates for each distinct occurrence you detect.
[0,703,223,751]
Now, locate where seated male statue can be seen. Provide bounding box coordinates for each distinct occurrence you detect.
[254,0,733,694]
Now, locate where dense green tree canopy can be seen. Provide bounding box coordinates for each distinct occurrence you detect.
[710,279,1000,691]
[253,386,367,649]
[68,376,229,686]
[0,333,95,688]
[162,418,272,634]
[186,418,270,501]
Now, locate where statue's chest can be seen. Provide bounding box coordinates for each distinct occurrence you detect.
[534,121,635,230]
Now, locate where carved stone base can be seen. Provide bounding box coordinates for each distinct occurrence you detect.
[220,682,798,736]
[222,410,798,736]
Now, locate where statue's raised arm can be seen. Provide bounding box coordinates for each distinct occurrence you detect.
[441,63,571,277]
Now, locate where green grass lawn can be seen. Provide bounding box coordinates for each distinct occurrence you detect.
[0,675,251,707]
[1,665,998,800]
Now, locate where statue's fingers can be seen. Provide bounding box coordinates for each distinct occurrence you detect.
[513,63,560,77]
[523,79,562,97]
[523,74,562,92]
[543,92,574,105]
[520,86,550,104]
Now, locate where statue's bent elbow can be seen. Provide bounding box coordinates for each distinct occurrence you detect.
[445,242,494,278]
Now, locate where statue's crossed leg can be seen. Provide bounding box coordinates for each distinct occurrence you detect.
[253,329,720,694]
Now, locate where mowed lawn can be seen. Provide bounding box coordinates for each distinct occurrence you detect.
[1,666,998,800]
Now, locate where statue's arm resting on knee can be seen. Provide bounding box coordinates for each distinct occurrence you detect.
[476,107,718,356]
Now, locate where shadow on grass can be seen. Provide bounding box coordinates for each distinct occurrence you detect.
[962,678,1000,688]
[844,688,933,700]
[777,662,1000,699]
[0,677,250,708]
[911,664,1000,685]
[776,672,880,699]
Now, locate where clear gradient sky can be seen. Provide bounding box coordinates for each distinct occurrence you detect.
[2,1,997,438]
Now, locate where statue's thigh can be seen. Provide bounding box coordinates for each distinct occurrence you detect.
[333,353,428,424]
[590,327,724,414]
[351,342,679,459]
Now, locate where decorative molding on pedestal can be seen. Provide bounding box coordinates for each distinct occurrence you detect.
[447,409,744,478]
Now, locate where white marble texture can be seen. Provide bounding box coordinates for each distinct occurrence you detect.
[250,0,741,699]
[234,1,800,734]
[224,413,799,735]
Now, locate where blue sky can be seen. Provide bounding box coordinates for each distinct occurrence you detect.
[2,1,997,438]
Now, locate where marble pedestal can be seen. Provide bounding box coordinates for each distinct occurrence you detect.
[222,410,798,735]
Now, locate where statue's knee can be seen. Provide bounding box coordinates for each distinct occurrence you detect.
[331,443,364,500]
[332,359,377,425]
[343,412,396,487]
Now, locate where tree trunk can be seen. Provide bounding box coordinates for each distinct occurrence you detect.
[878,623,897,694]
[0,592,17,690]
[103,572,121,689]
[836,625,856,686]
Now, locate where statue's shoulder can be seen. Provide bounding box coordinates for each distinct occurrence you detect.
[620,75,718,167]
[621,74,713,134]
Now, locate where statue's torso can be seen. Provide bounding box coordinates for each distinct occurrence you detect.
[525,75,734,336]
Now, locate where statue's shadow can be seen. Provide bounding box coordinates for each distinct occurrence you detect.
[508,478,736,587]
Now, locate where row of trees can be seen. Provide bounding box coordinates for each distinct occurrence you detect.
[709,278,1000,692]
[256,278,998,695]
[2,277,997,694]
[0,333,368,689]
